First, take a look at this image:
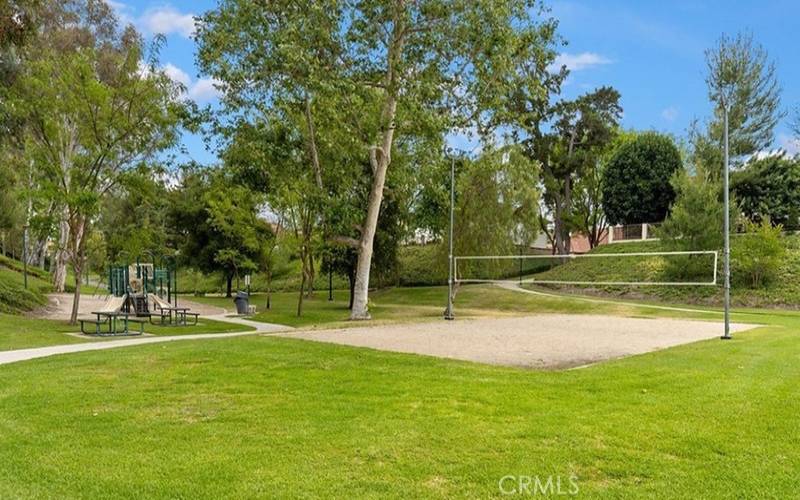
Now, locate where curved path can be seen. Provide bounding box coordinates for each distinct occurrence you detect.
[0,315,290,366]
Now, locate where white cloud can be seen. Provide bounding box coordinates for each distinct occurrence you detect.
[661,106,679,122]
[779,133,800,156]
[139,6,196,38]
[548,52,612,73]
[155,64,221,104]
[162,63,191,87]
[188,78,223,103]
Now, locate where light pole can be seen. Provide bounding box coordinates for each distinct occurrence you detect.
[444,153,456,320]
[721,99,732,340]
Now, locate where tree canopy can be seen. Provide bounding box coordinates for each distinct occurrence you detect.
[602,132,682,225]
[732,154,800,228]
[702,32,784,168]
[196,0,562,319]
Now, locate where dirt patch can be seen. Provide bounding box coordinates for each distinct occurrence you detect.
[32,294,225,321]
[279,314,757,369]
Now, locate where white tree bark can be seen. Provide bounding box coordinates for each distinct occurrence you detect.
[350,99,397,320]
[68,215,87,325]
[52,209,69,293]
[52,116,78,293]
[349,10,404,320]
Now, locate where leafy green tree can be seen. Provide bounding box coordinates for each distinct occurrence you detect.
[449,147,539,279]
[0,1,39,48]
[197,0,560,320]
[602,132,682,225]
[731,154,800,228]
[732,219,784,289]
[11,39,183,323]
[511,85,622,254]
[169,167,272,298]
[699,32,784,174]
[98,166,172,264]
[658,171,724,279]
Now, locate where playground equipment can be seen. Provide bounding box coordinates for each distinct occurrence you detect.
[108,258,179,317]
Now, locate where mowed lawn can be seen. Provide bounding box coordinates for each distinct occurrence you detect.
[0,289,798,497]
[0,314,254,351]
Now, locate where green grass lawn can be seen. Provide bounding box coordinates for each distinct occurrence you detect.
[1,285,798,497]
[0,314,254,351]
[0,304,797,498]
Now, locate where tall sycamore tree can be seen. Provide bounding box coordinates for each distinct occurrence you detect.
[197,0,560,319]
[12,39,182,323]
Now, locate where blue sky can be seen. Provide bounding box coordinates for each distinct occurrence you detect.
[113,0,800,164]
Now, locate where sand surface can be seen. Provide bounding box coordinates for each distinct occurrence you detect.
[36,293,226,320]
[280,314,756,369]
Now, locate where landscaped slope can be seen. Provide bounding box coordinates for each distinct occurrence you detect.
[529,236,800,308]
[0,256,50,313]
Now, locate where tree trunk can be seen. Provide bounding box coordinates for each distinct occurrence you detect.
[350,99,398,319]
[69,262,82,325]
[297,272,305,317]
[53,209,69,293]
[349,11,403,320]
[563,174,572,253]
[305,251,315,298]
[350,157,388,319]
[265,269,272,310]
[68,216,87,325]
[226,274,233,298]
[348,265,356,310]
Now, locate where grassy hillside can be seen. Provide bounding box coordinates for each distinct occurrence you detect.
[529,236,800,307]
[0,256,51,313]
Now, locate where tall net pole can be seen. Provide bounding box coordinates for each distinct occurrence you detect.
[444,155,455,320]
[722,101,732,339]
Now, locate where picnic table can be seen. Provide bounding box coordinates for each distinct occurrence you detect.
[149,306,199,326]
[80,311,144,336]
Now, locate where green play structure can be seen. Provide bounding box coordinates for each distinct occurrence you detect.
[108,257,178,317]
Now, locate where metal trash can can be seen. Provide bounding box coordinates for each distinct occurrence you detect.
[233,291,250,315]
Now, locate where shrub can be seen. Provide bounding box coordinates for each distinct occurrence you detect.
[657,171,724,280]
[733,219,784,288]
[602,132,682,224]
[731,155,800,228]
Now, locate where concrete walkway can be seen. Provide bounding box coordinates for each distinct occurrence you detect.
[0,315,290,366]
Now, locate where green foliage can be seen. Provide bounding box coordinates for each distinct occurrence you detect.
[0,158,21,234]
[731,154,800,227]
[450,147,539,267]
[658,171,724,279]
[169,167,273,296]
[522,87,623,253]
[98,166,172,263]
[397,245,447,287]
[733,219,784,288]
[705,32,784,159]
[602,132,682,224]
